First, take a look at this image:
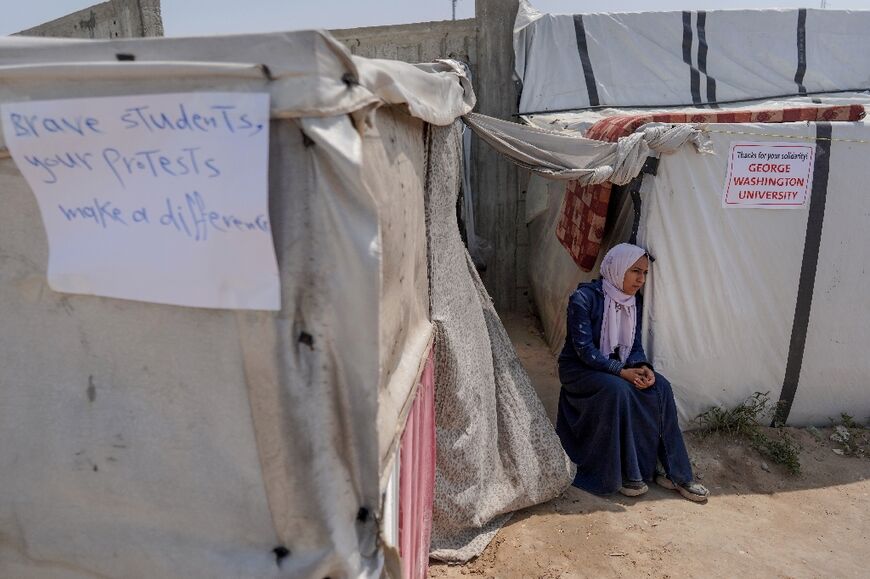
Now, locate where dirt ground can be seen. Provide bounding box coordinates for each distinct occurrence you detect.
[429,313,870,579]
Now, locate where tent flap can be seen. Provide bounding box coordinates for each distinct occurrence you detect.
[464,112,710,184]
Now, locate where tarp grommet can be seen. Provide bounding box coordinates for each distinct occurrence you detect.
[298,332,314,348]
[341,72,358,87]
[272,546,290,567]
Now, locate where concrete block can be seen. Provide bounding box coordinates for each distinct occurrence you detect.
[332,19,476,65]
[16,0,163,39]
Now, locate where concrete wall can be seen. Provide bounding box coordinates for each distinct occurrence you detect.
[331,19,476,67]
[17,0,163,39]
[334,1,526,312]
[474,0,523,311]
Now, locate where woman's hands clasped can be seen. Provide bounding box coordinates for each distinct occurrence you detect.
[619,367,655,389]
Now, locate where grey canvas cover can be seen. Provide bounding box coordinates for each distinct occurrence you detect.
[0,30,472,578]
[515,0,870,113]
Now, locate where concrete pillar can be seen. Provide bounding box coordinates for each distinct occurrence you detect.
[474,0,521,312]
[17,0,163,39]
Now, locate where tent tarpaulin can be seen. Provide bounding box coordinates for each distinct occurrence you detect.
[514,0,870,114]
[637,118,870,427]
[0,30,472,578]
[520,113,870,428]
[492,3,870,429]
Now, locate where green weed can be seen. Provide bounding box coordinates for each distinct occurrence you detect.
[696,392,802,475]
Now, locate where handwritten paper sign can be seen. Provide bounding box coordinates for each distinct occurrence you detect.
[722,142,816,208]
[1,92,280,310]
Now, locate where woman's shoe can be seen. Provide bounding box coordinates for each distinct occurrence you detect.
[618,480,648,497]
[675,481,709,502]
[656,471,709,502]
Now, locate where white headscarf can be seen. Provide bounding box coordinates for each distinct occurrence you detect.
[599,243,648,362]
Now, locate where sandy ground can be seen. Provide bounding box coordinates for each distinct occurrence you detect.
[429,313,870,579]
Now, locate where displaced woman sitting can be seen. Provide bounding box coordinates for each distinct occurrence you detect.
[556,243,709,502]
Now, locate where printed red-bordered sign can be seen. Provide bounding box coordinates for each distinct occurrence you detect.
[722,142,816,208]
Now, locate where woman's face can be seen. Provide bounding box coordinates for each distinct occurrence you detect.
[621,255,649,295]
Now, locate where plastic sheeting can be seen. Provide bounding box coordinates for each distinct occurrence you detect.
[514,1,870,114]
[0,30,472,579]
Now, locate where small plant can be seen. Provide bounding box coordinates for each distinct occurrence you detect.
[836,413,862,430]
[750,429,801,474]
[696,392,771,437]
[697,392,802,475]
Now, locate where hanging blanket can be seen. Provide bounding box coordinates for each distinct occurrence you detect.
[425,121,575,562]
[556,104,865,270]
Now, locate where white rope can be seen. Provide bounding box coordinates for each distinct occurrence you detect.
[700,126,870,144]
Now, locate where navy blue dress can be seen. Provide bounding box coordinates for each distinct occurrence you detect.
[556,279,694,495]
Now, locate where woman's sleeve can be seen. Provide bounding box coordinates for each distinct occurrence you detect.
[567,288,624,376]
[625,296,653,370]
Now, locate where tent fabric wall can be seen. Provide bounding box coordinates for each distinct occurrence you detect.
[509,0,870,426]
[424,122,575,562]
[638,120,870,427]
[514,0,870,114]
[356,109,433,471]
[0,31,472,578]
[468,99,870,429]
[523,116,870,428]
[787,122,870,424]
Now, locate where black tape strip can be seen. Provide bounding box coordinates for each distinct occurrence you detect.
[573,15,600,107]
[697,11,718,108]
[682,12,702,105]
[795,8,808,96]
[774,122,832,425]
[628,188,642,245]
[627,175,645,245]
[681,12,693,76]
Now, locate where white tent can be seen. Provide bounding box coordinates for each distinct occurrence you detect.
[0,30,473,578]
[0,26,574,578]
[514,1,870,114]
[470,1,870,428]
